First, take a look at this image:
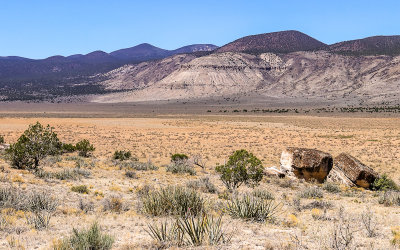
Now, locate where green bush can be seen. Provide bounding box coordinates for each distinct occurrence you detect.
[0,135,4,144]
[71,185,90,194]
[215,149,264,191]
[141,186,205,217]
[61,143,76,153]
[6,122,61,169]
[113,150,132,161]
[227,194,279,222]
[53,222,114,250]
[372,174,398,191]
[75,139,95,157]
[171,153,188,162]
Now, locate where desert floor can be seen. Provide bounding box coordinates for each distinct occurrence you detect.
[0,114,400,249]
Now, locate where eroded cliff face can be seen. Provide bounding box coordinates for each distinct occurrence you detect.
[92,51,400,104]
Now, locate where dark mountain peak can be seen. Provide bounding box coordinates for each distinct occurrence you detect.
[85,50,109,57]
[217,30,327,54]
[329,35,400,56]
[110,43,169,61]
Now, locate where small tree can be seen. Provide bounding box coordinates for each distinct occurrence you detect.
[6,122,61,169]
[215,149,264,191]
[75,139,95,157]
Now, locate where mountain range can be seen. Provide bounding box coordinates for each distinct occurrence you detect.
[1,30,400,106]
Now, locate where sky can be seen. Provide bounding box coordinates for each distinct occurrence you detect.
[1,0,399,59]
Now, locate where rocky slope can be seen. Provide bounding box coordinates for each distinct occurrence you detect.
[92,51,400,105]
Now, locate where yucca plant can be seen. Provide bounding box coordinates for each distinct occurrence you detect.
[227,194,280,222]
[146,213,229,247]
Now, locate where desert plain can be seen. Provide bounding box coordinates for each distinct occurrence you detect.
[0,104,400,249]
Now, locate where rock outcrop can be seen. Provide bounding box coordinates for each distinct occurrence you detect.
[280,147,333,183]
[332,153,379,189]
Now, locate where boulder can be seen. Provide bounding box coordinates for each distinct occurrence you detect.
[326,166,356,187]
[280,147,333,183]
[333,153,378,189]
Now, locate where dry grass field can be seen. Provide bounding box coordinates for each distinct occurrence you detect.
[1,114,400,249]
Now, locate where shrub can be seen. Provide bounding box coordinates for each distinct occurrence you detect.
[323,182,341,193]
[71,185,89,194]
[0,135,4,144]
[146,213,229,247]
[227,194,279,222]
[6,122,61,169]
[392,227,400,247]
[53,222,114,250]
[298,186,324,199]
[75,139,95,157]
[0,187,57,230]
[378,191,400,206]
[61,143,76,153]
[113,150,132,161]
[372,174,398,191]
[78,199,94,213]
[215,149,264,191]
[125,171,137,179]
[102,196,125,213]
[171,153,188,162]
[186,177,217,193]
[34,168,90,180]
[141,186,205,217]
[167,160,196,175]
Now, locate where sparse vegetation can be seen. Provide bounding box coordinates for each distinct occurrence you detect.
[323,182,341,193]
[298,186,324,199]
[167,160,196,175]
[141,186,205,217]
[53,222,114,250]
[227,194,279,222]
[0,135,4,144]
[378,191,400,206]
[146,213,229,247]
[215,149,264,191]
[186,177,217,193]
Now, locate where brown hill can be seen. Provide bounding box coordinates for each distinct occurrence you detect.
[217,30,327,54]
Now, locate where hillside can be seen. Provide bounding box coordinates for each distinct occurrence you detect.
[329,35,400,56]
[92,51,400,106]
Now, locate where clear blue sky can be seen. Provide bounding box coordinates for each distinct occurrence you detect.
[1,0,399,59]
